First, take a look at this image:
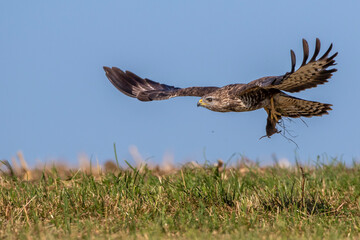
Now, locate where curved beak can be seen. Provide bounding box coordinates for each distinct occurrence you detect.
[197,99,205,107]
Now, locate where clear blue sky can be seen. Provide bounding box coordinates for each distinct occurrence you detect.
[1,1,359,166]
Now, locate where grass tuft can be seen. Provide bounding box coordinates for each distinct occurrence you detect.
[0,158,359,239]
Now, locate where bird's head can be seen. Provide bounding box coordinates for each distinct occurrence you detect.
[197,95,229,112]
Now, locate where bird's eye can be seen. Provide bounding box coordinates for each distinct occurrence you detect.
[206,97,213,102]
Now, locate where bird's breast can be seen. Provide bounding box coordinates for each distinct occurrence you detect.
[226,90,270,112]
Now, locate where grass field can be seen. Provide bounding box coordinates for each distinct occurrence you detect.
[0,155,359,239]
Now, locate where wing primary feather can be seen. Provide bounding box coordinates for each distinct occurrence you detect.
[323,60,337,69]
[319,43,333,60]
[310,38,321,62]
[290,50,296,73]
[301,39,309,66]
[104,66,219,101]
[327,52,338,62]
[125,71,147,85]
[104,67,136,97]
[263,38,337,93]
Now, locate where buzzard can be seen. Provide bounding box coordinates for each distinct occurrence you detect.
[104,39,337,137]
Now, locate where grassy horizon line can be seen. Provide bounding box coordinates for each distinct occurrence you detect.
[0,155,359,239]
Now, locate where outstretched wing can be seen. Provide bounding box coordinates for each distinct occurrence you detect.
[104,67,219,101]
[238,38,337,94]
[272,38,337,92]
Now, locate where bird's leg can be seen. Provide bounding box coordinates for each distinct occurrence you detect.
[270,96,281,122]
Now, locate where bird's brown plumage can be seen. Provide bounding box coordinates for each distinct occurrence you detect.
[104,38,337,137]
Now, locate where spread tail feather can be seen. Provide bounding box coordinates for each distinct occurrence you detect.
[275,93,332,118]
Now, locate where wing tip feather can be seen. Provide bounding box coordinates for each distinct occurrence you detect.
[290,50,296,73]
[281,38,337,93]
[301,39,309,66]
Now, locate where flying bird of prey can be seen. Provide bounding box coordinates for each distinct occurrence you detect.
[104,39,337,137]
